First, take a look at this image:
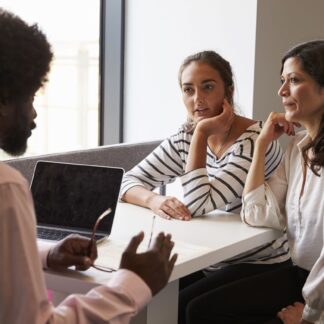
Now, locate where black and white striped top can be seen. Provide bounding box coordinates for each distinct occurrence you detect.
[121,121,282,216]
[121,121,290,265]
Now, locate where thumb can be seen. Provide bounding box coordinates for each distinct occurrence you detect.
[124,231,144,254]
[221,99,234,122]
[222,98,233,111]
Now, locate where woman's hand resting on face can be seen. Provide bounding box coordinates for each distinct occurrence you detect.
[257,112,300,147]
[194,99,235,139]
[147,194,191,220]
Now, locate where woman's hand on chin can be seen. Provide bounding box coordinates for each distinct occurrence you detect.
[196,99,235,138]
[257,112,298,147]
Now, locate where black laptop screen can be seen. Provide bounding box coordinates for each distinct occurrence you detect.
[31,161,124,234]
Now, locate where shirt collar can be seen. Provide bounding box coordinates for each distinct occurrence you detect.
[297,131,312,153]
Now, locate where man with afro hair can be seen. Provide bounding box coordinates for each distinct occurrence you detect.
[0,8,176,323]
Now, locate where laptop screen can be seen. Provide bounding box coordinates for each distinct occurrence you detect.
[31,161,124,235]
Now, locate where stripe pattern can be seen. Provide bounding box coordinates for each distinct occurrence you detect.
[121,121,282,216]
[121,121,290,265]
[204,233,290,271]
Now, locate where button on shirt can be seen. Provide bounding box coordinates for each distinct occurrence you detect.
[0,162,151,324]
[241,131,324,322]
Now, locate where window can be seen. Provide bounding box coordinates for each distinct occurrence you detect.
[1,0,101,158]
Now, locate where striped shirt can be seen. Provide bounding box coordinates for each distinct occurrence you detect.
[121,121,282,215]
[121,121,290,265]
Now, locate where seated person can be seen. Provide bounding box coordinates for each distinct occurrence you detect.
[186,40,324,324]
[121,50,282,219]
[120,50,291,324]
[0,8,177,323]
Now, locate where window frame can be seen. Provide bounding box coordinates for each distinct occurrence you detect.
[100,0,125,145]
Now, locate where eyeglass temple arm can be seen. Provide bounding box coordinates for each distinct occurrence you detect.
[89,208,112,255]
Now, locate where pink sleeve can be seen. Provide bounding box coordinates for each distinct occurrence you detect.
[0,166,152,324]
[38,241,53,269]
[46,270,152,324]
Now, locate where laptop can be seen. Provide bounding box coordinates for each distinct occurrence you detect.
[30,160,124,242]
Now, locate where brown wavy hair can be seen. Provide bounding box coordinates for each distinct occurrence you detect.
[281,40,324,176]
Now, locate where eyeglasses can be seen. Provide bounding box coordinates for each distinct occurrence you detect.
[147,214,156,249]
[89,208,116,273]
[89,209,157,272]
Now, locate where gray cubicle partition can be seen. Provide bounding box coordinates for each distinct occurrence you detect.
[5,140,161,184]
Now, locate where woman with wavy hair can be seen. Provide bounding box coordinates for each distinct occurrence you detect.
[186,40,324,324]
[121,50,292,324]
[121,50,283,219]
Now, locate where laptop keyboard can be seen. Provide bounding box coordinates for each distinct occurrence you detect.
[37,227,103,241]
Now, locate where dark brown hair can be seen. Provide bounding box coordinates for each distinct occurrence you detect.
[281,40,324,176]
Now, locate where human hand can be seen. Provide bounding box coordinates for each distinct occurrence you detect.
[120,232,177,295]
[257,112,299,147]
[47,234,97,271]
[147,194,191,220]
[195,98,234,138]
[277,302,312,324]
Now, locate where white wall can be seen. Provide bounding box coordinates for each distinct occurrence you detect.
[123,0,324,198]
[253,0,324,148]
[253,0,324,122]
[124,0,257,142]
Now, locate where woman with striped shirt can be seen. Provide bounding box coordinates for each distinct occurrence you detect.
[186,40,324,324]
[121,51,282,219]
[120,51,291,324]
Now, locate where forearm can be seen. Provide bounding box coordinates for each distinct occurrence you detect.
[185,128,208,172]
[48,269,151,323]
[122,186,159,209]
[243,138,268,195]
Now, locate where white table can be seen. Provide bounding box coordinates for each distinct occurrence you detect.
[44,202,281,324]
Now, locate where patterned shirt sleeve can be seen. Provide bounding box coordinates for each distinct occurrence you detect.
[180,132,282,216]
[120,134,185,196]
[0,164,152,324]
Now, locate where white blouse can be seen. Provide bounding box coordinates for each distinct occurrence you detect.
[241,131,324,322]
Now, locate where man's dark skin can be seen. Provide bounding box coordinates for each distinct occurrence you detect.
[47,231,177,296]
[120,231,177,295]
[0,39,177,299]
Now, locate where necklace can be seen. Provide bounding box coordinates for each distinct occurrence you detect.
[214,123,233,158]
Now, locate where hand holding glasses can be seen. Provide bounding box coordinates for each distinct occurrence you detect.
[89,208,116,273]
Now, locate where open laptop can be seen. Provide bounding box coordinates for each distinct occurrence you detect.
[31,160,124,242]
